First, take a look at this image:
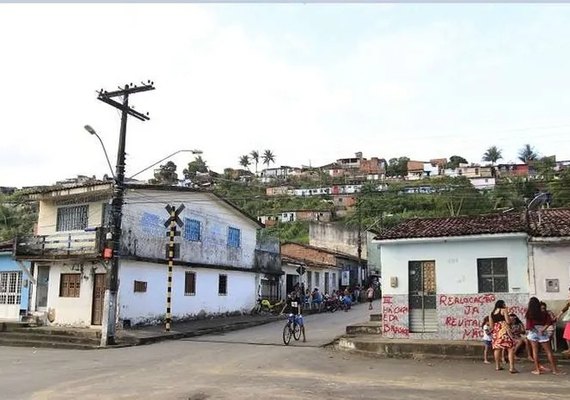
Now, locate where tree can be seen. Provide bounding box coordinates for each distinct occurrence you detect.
[482,146,502,165]
[149,161,178,185]
[385,157,409,177]
[550,168,570,207]
[446,155,468,169]
[534,156,556,181]
[262,150,276,167]
[239,155,251,170]
[183,155,208,180]
[250,150,260,173]
[0,193,37,241]
[518,144,539,163]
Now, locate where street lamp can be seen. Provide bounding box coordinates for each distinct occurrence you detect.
[84,125,115,179]
[129,149,203,180]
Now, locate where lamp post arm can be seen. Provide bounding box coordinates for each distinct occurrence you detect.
[94,132,116,180]
[128,149,202,180]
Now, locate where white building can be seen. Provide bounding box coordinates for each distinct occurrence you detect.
[373,213,530,340]
[14,182,278,327]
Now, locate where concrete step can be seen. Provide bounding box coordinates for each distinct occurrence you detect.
[15,327,101,339]
[0,331,101,345]
[369,313,382,322]
[346,321,383,335]
[0,336,100,350]
[0,321,37,332]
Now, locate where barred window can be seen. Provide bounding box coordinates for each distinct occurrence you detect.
[133,280,147,293]
[57,205,88,232]
[101,203,112,228]
[218,274,227,295]
[185,272,196,296]
[477,258,508,293]
[184,219,201,242]
[59,274,81,297]
[228,227,240,248]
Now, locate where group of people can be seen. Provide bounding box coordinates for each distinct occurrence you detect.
[482,294,570,375]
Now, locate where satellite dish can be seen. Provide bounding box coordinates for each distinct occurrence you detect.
[527,192,550,210]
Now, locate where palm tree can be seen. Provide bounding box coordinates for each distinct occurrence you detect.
[250,150,260,173]
[239,155,251,170]
[482,146,502,165]
[262,149,276,167]
[518,144,539,163]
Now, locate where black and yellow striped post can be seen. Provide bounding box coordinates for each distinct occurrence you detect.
[164,204,185,332]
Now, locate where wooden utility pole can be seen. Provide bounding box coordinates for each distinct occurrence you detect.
[96,81,155,346]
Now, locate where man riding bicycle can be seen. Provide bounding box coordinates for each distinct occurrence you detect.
[281,291,306,342]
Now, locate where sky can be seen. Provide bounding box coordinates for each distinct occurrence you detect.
[1,3,570,188]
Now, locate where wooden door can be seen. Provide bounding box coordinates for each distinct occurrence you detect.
[91,274,106,325]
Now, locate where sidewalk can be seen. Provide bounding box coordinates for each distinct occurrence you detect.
[116,313,282,346]
[334,334,570,365]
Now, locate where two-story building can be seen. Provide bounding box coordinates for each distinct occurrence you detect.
[14,182,279,327]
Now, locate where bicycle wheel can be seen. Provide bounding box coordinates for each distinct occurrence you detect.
[293,323,301,341]
[282,323,292,345]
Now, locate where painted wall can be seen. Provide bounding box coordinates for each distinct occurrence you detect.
[118,261,256,326]
[0,252,30,313]
[530,242,570,310]
[41,261,106,326]
[309,222,366,259]
[378,235,530,340]
[122,190,259,269]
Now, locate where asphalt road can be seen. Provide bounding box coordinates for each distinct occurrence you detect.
[1,303,569,400]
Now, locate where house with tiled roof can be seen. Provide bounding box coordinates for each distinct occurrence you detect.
[372,209,570,341]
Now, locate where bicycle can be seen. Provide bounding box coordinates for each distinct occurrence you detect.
[282,313,302,345]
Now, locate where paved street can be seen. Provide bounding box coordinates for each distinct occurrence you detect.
[1,304,569,400]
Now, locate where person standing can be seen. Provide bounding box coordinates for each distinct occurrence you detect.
[525,296,563,375]
[366,285,375,311]
[489,300,517,373]
[556,288,570,355]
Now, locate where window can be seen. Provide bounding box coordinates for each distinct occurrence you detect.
[133,280,147,293]
[57,205,88,231]
[184,219,201,242]
[101,203,112,228]
[185,272,196,296]
[218,274,227,295]
[59,274,81,297]
[228,227,241,248]
[332,273,337,289]
[477,258,508,293]
[307,271,312,290]
[314,272,320,289]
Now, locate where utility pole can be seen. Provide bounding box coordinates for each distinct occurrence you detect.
[356,195,362,287]
[96,81,155,346]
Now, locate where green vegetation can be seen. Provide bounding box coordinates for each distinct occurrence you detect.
[0,192,37,242]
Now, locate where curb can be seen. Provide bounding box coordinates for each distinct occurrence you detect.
[114,317,281,348]
[332,335,570,365]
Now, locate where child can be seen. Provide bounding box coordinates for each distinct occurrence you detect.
[482,316,492,364]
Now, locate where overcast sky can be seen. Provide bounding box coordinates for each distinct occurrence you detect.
[1,3,570,188]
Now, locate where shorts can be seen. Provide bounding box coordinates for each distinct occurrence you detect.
[368,297,373,303]
[295,315,304,327]
[527,326,550,343]
[484,340,492,348]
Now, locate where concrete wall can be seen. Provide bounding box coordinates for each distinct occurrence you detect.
[39,261,106,326]
[121,190,259,269]
[118,261,256,326]
[309,222,366,259]
[379,234,530,340]
[530,242,570,310]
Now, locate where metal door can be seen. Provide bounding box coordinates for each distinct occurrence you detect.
[0,271,22,320]
[409,261,437,333]
[36,265,49,310]
[91,274,106,325]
